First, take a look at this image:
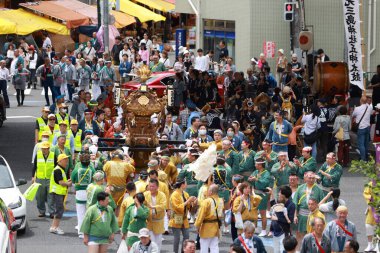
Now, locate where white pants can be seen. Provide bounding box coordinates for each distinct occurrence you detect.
[200,237,219,253]
[273,234,285,253]
[92,83,101,100]
[61,83,69,101]
[149,231,162,252]
[164,214,169,231]
[76,190,87,234]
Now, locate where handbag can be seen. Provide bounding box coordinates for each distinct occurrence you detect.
[352,105,368,133]
[335,123,344,141]
[234,212,244,229]
[224,209,232,225]
[117,239,128,253]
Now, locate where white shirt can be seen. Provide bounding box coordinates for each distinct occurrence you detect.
[139,39,152,50]
[0,67,10,80]
[301,114,321,135]
[194,55,209,71]
[159,57,171,68]
[352,103,373,129]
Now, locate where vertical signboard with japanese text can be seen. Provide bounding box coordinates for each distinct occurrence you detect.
[342,0,364,90]
[175,29,186,58]
[263,41,276,59]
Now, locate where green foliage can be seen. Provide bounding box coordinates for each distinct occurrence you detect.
[349,156,380,236]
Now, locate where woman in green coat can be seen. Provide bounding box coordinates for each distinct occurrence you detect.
[121,192,149,247]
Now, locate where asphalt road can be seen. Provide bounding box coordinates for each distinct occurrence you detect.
[0,86,370,253]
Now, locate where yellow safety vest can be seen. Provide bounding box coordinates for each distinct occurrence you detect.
[42,125,60,143]
[70,129,82,152]
[36,151,55,179]
[49,166,68,195]
[54,132,71,150]
[37,117,48,141]
[55,113,70,126]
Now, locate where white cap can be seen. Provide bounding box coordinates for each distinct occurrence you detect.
[376,103,380,110]
[292,53,298,58]
[302,146,312,152]
[278,49,284,54]
[250,58,258,64]
[260,53,265,57]
[278,151,288,156]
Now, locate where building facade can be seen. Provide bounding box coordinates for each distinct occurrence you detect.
[176,0,380,76]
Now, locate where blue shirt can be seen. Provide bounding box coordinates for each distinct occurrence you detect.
[187,111,201,128]
[119,61,132,76]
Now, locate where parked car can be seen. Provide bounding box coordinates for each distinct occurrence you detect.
[0,156,27,233]
[121,71,225,106]
[0,197,19,253]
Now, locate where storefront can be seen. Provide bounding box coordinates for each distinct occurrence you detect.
[203,19,235,61]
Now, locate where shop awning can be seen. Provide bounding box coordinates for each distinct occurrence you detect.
[0,9,69,35]
[53,0,135,28]
[119,0,166,22]
[134,0,175,12]
[19,1,90,29]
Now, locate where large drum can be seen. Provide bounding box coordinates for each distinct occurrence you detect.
[313,62,349,97]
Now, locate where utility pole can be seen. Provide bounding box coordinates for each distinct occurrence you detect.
[97,0,101,29]
[102,0,110,53]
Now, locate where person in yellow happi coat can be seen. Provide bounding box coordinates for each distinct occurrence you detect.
[147,159,168,185]
[117,182,136,227]
[169,179,197,253]
[144,179,167,252]
[232,182,262,234]
[103,150,135,207]
[135,170,149,193]
[306,198,325,233]
[199,129,223,151]
[195,184,224,253]
[363,181,377,252]
[159,154,178,188]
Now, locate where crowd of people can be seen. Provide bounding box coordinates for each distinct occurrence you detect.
[1,30,377,253]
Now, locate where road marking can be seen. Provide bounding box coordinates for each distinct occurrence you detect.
[6,116,37,119]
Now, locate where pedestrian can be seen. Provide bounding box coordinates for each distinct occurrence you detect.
[32,141,55,218]
[233,221,267,253]
[183,239,196,253]
[316,152,343,195]
[266,110,292,153]
[12,62,30,106]
[302,105,321,159]
[352,95,373,161]
[363,181,376,252]
[49,154,72,235]
[344,240,360,253]
[268,186,295,253]
[118,54,132,84]
[169,179,197,253]
[80,191,119,253]
[43,113,60,143]
[323,206,357,253]
[149,55,166,72]
[51,135,73,175]
[86,171,116,209]
[300,217,331,253]
[52,58,63,98]
[305,198,325,234]
[71,151,96,238]
[271,151,296,196]
[332,106,351,167]
[0,60,11,108]
[293,171,324,251]
[27,45,37,89]
[77,58,92,92]
[144,179,167,251]
[318,188,346,223]
[194,184,224,253]
[129,228,159,253]
[36,57,55,106]
[121,192,149,248]
[283,235,298,253]
[232,182,262,235]
[118,182,137,227]
[276,49,287,85]
[63,57,77,102]
[111,36,123,66]
[248,158,271,237]
[99,60,116,87]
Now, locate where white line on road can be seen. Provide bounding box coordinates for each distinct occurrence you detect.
[6,116,37,119]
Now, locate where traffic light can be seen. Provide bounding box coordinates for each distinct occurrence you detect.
[284,2,296,22]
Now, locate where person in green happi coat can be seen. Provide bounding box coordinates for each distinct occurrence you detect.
[293,146,317,181]
[80,191,119,253]
[316,152,343,195]
[293,171,324,251]
[219,139,239,175]
[178,148,200,198]
[271,151,297,191]
[212,155,232,209]
[248,157,271,237]
[254,139,278,171]
[238,140,256,180]
[121,192,150,247]
[86,171,116,210]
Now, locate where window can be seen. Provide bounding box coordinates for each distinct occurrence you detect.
[0,164,14,189]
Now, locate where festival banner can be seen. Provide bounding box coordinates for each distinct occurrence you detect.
[342,0,364,90]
